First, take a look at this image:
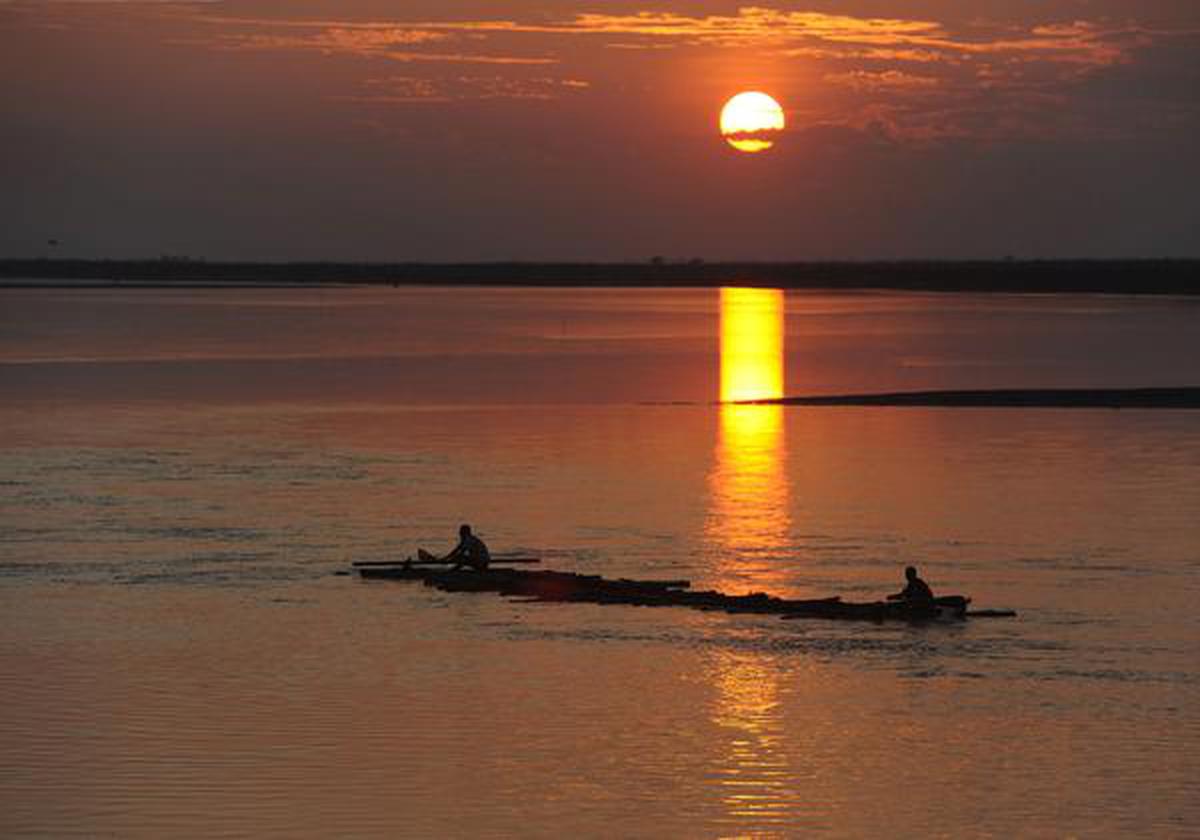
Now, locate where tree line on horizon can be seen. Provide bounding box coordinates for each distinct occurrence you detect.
[1,257,1197,294]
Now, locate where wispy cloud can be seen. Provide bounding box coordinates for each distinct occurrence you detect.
[207,27,445,53]
[194,23,555,64]
[190,6,1149,68]
[823,70,940,92]
[173,13,520,64]
[568,8,941,44]
[192,7,943,50]
[338,75,591,104]
[18,4,1193,140]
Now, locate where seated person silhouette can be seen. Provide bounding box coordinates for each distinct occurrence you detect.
[443,524,491,572]
[887,565,935,605]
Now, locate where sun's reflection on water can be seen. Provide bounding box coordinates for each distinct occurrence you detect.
[709,650,798,829]
[707,404,790,569]
[705,288,799,832]
[708,287,790,588]
[720,288,784,403]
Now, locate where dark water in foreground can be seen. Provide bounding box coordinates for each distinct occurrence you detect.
[2,288,1199,837]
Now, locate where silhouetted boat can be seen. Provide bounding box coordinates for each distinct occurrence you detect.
[353,563,1013,623]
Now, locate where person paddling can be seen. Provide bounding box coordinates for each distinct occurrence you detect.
[887,565,934,605]
[444,524,491,572]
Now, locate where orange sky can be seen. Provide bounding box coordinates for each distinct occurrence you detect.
[3,1,1198,260]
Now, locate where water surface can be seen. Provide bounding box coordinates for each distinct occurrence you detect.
[2,287,1199,837]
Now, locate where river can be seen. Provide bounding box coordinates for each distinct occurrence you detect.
[2,286,1198,837]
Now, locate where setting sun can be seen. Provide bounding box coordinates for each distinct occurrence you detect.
[720,91,786,153]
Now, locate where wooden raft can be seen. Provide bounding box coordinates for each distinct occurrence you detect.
[352,562,1017,622]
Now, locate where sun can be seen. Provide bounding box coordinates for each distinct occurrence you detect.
[720,91,785,153]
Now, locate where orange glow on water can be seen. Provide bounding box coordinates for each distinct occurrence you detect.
[709,288,790,590]
[709,650,793,825]
[720,288,785,403]
[708,404,789,558]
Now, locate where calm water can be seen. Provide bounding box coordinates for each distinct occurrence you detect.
[2,287,1200,837]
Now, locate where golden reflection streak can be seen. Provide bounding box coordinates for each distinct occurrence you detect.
[709,650,797,828]
[720,288,784,403]
[706,289,795,831]
[707,404,789,562]
[709,288,789,570]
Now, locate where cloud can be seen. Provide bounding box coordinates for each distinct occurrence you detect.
[193,7,945,50]
[194,25,556,65]
[187,7,1158,83]
[209,27,447,54]
[568,8,941,44]
[17,3,1193,143]
[380,53,556,66]
[339,75,591,104]
[823,70,940,92]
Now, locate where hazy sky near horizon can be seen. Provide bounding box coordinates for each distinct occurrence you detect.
[4,1,1199,261]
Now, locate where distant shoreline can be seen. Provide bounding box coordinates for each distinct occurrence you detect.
[744,387,1200,409]
[2,258,1199,295]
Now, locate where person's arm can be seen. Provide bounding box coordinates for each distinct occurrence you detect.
[889,580,923,601]
[441,540,465,564]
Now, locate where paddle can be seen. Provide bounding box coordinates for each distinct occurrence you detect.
[413,557,541,565]
[415,548,541,565]
[351,556,541,568]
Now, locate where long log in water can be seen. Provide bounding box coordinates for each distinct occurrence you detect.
[353,566,1016,622]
